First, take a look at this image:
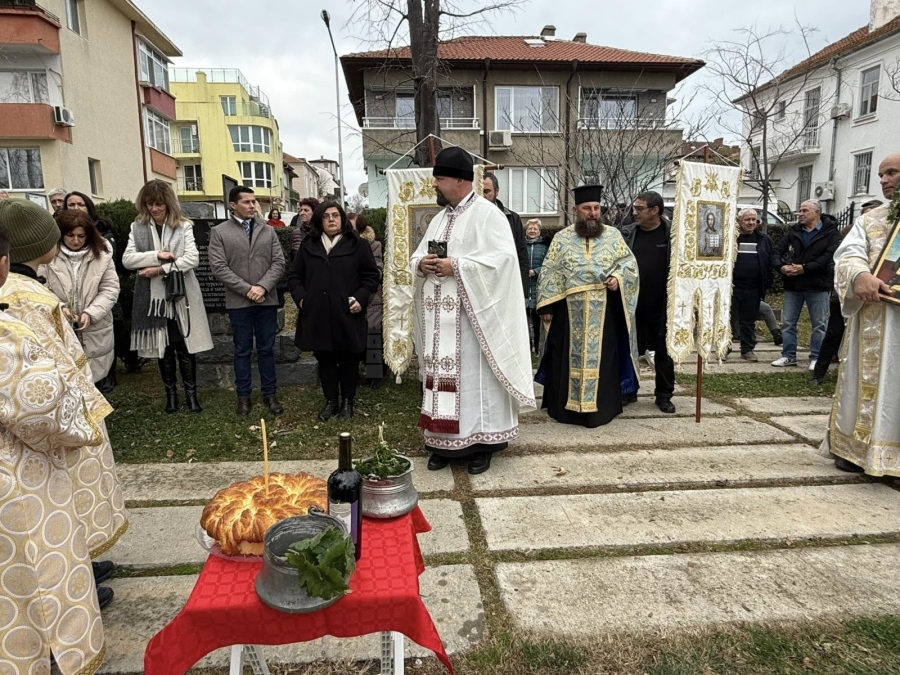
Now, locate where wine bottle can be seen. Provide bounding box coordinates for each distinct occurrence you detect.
[327,432,363,560]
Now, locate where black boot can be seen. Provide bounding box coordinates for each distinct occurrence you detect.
[338,398,354,419]
[772,328,783,346]
[318,399,339,421]
[158,347,178,414]
[175,344,202,413]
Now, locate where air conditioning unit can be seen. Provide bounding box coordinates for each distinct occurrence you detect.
[488,130,512,149]
[830,103,851,119]
[814,181,835,201]
[53,106,75,127]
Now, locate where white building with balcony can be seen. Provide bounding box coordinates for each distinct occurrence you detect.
[341,27,703,221]
[737,0,900,215]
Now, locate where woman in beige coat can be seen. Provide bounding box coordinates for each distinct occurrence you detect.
[43,208,120,386]
[123,180,213,413]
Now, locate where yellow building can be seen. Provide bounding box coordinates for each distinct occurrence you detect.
[0,0,180,205]
[168,69,284,217]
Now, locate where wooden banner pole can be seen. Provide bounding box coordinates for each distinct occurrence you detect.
[695,354,703,423]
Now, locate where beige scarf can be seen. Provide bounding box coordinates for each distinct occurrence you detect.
[322,233,343,254]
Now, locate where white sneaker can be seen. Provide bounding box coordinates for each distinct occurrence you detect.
[646,350,655,368]
[771,356,798,367]
[808,359,817,371]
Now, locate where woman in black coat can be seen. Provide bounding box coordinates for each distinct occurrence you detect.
[289,201,379,421]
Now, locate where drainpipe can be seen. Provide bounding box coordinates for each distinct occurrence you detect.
[131,20,148,183]
[481,58,491,160]
[828,56,842,185]
[563,60,579,226]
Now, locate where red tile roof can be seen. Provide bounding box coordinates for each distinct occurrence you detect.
[283,152,299,163]
[344,35,703,68]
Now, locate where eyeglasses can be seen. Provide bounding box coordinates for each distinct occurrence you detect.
[322,213,341,221]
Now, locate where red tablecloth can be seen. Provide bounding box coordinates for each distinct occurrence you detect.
[144,507,453,674]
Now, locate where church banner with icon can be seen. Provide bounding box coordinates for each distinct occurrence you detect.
[666,160,742,364]
[383,166,483,376]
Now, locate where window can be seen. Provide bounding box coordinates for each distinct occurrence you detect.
[178,126,199,153]
[797,165,813,207]
[239,161,273,188]
[0,148,44,190]
[495,86,559,132]
[220,96,237,116]
[182,164,203,191]
[802,88,820,149]
[859,66,879,117]
[437,94,452,120]
[395,93,415,128]
[65,0,81,34]
[229,126,271,153]
[0,72,49,104]
[580,90,637,127]
[88,158,101,196]
[138,41,169,91]
[144,109,172,155]
[854,152,873,194]
[494,167,557,214]
[775,100,786,120]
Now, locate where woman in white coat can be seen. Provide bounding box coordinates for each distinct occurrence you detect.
[43,208,120,387]
[123,180,213,413]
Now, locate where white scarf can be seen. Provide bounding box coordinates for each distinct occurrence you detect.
[322,233,343,254]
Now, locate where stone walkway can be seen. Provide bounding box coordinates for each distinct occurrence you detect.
[99,391,900,673]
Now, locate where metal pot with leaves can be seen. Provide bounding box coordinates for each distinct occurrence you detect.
[354,424,418,519]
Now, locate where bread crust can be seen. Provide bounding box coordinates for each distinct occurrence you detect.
[200,472,327,555]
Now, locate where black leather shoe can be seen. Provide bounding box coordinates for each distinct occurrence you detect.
[656,398,676,414]
[834,456,864,473]
[427,453,450,471]
[467,451,492,475]
[318,399,339,421]
[622,393,638,406]
[772,329,783,346]
[263,396,284,415]
[97,586,114,610]
[338,398,354,419]
[92,560,115,586]
[236,398,252,416]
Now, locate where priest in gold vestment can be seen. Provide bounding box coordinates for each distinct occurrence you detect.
[536,185,641,427]
[823,153,900,475]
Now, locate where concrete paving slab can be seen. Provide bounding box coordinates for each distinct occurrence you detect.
[733,397,834,415]
[521,397,732,423]
[676,360,798,374]
[495,544,900,634]
[111,500,468,567]
[469,444,840,493]
[118,457,454,503]
[99,565,482,673]
[514,415,792,451]
[476,483,900,552]
[771,414,830,443]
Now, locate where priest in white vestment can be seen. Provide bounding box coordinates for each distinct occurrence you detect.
[409,148,535,475]
[823,152,900,475]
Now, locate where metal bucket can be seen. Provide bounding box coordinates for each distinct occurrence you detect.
[360,455,418,519]
[254,507,350,613]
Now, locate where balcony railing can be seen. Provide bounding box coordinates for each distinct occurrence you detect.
[223,102,272,119]
[175,138,200,154]
[0,0,59,21]
[177,177,203,193]
[170,68,269,107]
[576,117,673,130]
[362,117,479,129]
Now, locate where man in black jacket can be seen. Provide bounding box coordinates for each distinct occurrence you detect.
[621,191,676,413]
[482,173,528,294]
[731,208,773,362]
[770,200,841,370]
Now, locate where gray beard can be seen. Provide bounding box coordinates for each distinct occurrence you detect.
[575,219,603,238]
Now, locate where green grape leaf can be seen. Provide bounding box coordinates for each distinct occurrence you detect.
[284,526,356,601]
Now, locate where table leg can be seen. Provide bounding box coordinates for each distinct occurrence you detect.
[380,632,392,675]
[229,645,244,675]
[392,631,405,675]
[230,646,270,675]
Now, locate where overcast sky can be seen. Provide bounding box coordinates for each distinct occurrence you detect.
[147,0,872,199]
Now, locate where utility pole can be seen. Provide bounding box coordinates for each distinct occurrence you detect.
[321,10,345,205]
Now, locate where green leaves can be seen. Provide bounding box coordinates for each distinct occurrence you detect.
[354,423,411,479]
[284,526,355,601]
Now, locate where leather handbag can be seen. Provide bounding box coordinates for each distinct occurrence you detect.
[165,260,186,302]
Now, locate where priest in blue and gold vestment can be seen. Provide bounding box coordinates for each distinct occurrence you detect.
[536,185,641,427]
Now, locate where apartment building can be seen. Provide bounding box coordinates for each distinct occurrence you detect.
[0,0,180,205]
[168,68,284,218]
[737,0,900,212]
[341,26,703,221]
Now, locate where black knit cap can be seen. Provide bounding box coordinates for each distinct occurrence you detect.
[432,147,474,182]
[573,184,603,205]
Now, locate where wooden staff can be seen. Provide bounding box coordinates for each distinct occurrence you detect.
[261,418,269,495]
[696,354,703,423]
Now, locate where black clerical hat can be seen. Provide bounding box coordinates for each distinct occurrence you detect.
[573,184,603,205]
[432,147,474,182]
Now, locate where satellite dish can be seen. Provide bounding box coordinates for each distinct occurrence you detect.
[359,182,369,198]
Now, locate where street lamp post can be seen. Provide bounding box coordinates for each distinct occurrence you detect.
[321,10,344,206]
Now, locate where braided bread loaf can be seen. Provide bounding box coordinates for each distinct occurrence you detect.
[200,472,327,555]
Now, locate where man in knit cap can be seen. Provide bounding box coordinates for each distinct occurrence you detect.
[0,200,127,674]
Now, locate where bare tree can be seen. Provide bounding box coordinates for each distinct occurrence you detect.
[702,22,834,228]
[348,0,525,167]
[347,192,368,212]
